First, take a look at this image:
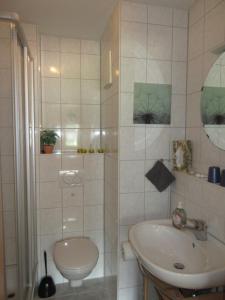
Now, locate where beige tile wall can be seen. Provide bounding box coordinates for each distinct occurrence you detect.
[172,0,225,244]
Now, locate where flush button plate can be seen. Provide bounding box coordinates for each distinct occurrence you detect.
[59,170,84,188]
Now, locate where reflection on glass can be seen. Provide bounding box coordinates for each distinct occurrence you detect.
[65,130,78,148]
[201,51,225,150]
[93,130,100,136]
[49,66,60,74]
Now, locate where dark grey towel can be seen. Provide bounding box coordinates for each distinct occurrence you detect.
[145,160,175,192]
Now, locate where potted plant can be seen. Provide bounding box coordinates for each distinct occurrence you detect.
[40,130,59,154]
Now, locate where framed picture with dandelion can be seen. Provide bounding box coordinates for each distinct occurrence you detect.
[133,83,172,124]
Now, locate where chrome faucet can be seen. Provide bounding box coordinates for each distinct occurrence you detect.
[172,203,208,241]
[173,217,208,241]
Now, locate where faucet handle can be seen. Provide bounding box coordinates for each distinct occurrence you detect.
[192,219,208,241]
[196,220,207,231]
[189,219,207,231]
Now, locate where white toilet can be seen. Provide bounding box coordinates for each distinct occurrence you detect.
[53,237,99,287]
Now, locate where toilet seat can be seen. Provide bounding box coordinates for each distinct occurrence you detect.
[54,237,99,272]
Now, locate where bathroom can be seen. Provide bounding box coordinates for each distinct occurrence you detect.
[1,0,225,299]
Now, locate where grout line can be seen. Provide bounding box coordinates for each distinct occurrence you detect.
[58,40,64,240]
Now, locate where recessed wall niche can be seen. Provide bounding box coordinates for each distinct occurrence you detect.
[133,82,172,124]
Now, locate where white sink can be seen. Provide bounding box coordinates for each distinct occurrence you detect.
[129,219,225,289]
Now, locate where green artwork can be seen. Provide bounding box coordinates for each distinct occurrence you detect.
[133,83,172,124]
[201,86,225,124]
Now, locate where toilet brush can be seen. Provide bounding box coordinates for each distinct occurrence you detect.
[38,251,56,298]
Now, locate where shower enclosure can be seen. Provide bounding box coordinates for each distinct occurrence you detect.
[0,14,37,300]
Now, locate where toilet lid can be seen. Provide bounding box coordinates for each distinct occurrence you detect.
[54,237,99,270]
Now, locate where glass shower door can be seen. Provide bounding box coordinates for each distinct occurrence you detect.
[12,24,37,300]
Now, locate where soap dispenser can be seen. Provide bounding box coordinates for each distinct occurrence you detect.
[172,202,187,229]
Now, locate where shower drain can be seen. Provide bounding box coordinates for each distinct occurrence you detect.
[174,262,185,270]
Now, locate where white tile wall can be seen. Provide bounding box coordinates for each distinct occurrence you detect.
[121,21,147,58]
[147,60,171,84]
[173,9,188,28]
[0,128,14,155]
[61,53,80,78]
[0,39,11,68]
[42,77,60,103]
[81,55,100,79]
[0,22,11,38]
[185,0,225,171]
[148,5,173,26]
[41,52,60,77]
[41,35,60,51]
[2,184,15,211]
[61,104,80,128]
[118,2,188,299]
[81,80,100,104]
[39,34,103,285]
[84,180,104,205]
[188,18,204,60]
[120,160,145,193]
[121,1,147,23]
[62,186,83,207]
[41,35,101,151]
[101,2,119,281]
[0,99,13,127]
[120,127,146,160]
[39,208,62,235]
[171,0,225,270]
[84,205,103,230]
[60,38,80,53]
[120,193,145,225]
[204,1,225,51]
[205,0,222,12]
[189,0,204,26]
[173,28,188,61]
[63,206,84,233]
[61,78,80,104]
[172,172,225,244]
[148,25,172,60]
[39,182,62,208]
[38,154,104,283]
[121,58,147,92]
[81,40,100,55]
[172,62,187,94]
[0,69,12,98]
[42,103,61,128]
[40,154,61,182]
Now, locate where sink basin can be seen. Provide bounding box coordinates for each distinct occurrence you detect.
[129,219,225,289]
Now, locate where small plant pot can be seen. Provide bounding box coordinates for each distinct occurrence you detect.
[43,145,54,154]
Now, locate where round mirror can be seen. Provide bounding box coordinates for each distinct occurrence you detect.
[201,52,225,150]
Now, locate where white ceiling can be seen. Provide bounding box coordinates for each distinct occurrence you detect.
[0,0,195,39]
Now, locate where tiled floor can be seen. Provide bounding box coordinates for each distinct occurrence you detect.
[35,276,117,300]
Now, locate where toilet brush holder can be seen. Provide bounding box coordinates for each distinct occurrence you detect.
[38,251,56,298]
